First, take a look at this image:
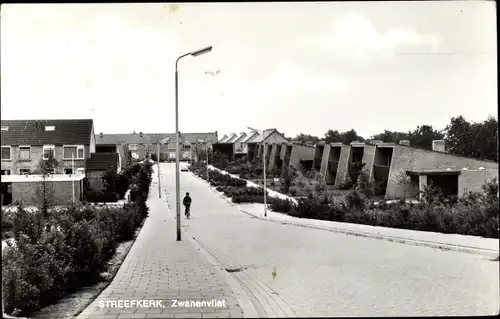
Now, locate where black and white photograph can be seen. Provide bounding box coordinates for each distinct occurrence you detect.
[1,2,498,318]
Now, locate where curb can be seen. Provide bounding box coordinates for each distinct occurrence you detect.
[237,207,499,258]
[192,171,498,258]
[162,193,259,318]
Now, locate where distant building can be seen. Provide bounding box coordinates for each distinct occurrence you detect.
[96,132,218,162]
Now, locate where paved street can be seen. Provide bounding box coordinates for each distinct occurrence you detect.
[161,163,499,317]
[76,169,244,319]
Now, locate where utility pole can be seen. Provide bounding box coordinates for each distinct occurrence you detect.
[158,142,161,198]
[72,153,75,204]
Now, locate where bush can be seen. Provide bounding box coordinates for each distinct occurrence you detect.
[2,161,153,317]
[289,187,298,196]
[269,198,294,213]
[345,190,366,210]
[85,191,119,203]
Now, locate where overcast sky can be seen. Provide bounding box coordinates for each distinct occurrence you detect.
[1,2,497,139]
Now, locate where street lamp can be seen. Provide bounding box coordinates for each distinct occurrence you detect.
[248,127,267,217]
[175,46,213,241]
[197,139,210,181]
[158,137,170,198]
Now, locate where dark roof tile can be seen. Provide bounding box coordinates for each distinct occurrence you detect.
[1,119,93,146]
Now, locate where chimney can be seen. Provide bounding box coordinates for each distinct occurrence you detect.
[432,140,446,152]
[100,132,103,138]
[399,140,411,146]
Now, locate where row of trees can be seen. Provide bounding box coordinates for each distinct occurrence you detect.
[293,115,498,161]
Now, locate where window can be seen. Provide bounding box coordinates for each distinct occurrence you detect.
[129,144,138,151]
[45,126,55,131]
[1,146,11,160]
[1,169,11,175]
[76,168,85,174]
[63,145,84,160]
[64,168,73,174]
[19,168,30,175]
[19,146,31,160]
[183,143,191,149]
[43,145,55,160]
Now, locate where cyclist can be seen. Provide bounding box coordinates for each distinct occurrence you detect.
[183,192,192,219]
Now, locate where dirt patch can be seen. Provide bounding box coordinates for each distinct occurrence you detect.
[29,224,143,319]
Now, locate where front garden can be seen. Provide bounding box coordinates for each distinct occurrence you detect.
[1,161,153,317]
[191,158,499,239]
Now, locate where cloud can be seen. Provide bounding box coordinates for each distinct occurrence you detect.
[296,12,443,63]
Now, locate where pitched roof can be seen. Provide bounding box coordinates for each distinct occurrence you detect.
[86,153,119,171]
[233,132,248,143]
[1,119,93,145]
[251,128,286,143]
[242,131,260,143]
[218,134,228,142]
[95,132,218,145]
[225,133,238,143]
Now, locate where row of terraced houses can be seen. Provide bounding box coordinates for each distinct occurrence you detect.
[213,129,498,200]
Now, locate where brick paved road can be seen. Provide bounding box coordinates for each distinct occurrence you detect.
[75,169,244,319]
[162,163,499,317]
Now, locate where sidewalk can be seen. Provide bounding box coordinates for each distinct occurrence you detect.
[75,169,244,319]
[195,171,499,258]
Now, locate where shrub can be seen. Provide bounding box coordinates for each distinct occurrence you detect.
[85,191,119,203]
[269,198,294,213]
[2,160,153,317]
[345,190,366,210]
[337,176,354,190]
[289,187,298,196]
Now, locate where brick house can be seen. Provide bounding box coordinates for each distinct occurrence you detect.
[1,119,96,205]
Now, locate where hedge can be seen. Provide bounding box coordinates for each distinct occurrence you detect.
[269,182,499,239]
[2,162,153,317]
[192,163,499,238]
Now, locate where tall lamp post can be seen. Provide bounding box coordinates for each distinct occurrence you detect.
[158,137,170,198]
[175,46,213,241]
[248,127,267,217]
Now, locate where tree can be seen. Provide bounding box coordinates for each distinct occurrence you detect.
[293,133,320,144]
[469,116,497,161]
[409,125,444,150]
[33,154,60,216]
[341,129,364,145]
[370,125,443,150]
[324,130,341,143]
[445,115,498,161]
[370,130,411,143]
[194,143,213,163]
[324,129,365,145]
